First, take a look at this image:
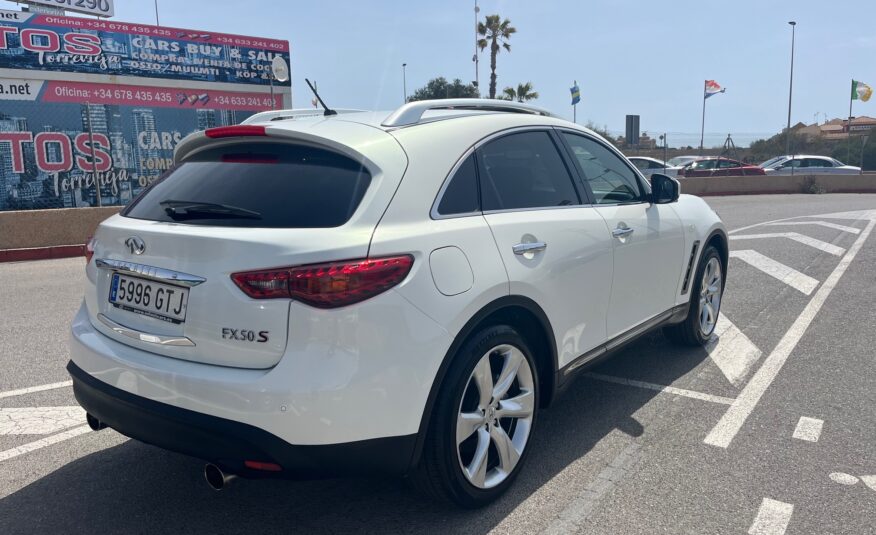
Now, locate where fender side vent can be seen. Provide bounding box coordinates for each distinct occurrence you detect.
[681,241,700,294]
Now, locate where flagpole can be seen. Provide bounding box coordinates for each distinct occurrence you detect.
[699,80,707,155]
[848,79,854,163]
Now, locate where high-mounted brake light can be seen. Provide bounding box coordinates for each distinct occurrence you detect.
[204,125,267,138]
[231,255,414,308]
[85,236,95,264]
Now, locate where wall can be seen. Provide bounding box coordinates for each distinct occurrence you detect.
[0,206,120,250]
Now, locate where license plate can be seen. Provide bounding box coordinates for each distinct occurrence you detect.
[109,273,189,324]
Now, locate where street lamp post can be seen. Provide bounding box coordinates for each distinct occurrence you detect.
[402,63,407,103]
[786,21,796,156]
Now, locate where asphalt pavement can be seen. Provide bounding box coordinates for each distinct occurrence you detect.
[1,193,875,534]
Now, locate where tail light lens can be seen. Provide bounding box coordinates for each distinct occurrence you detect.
[85,236,95,264]
[231,255,414,308]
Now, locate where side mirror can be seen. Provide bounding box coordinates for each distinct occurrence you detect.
[650,173,679,204]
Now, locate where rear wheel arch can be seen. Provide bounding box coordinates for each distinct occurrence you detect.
[408,296,557,471]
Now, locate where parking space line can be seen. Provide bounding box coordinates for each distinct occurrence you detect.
[0,380,73,400]
[792,417,824,442]
[748,498,794,535]
[730,232,846,256]
[0,425,91,463]
[705,216,876,448]
[583,372,735,405]
[706,313,763,386]
[763,221,861,235]
[730,250,819,295]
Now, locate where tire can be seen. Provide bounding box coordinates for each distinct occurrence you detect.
[664,245,724,346]
[410,325,539,508]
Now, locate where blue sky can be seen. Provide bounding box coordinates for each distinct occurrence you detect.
[3,0,875,147]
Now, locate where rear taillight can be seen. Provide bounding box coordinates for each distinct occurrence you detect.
[85,236,95,264]
[204,125,267,138]
[231,255,414,308]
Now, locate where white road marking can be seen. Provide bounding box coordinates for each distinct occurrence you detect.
[705,216,876,448]
[730,250,819,295]
[829,472,859,485]
[0,406,87,435]
[542,442,642,534]
[0,425,91,462]
[583,372,735,405]
[763,221,861,234]
[730,232,846,256]
[791,416,824,442]
[748,498,794,535]
[705,313,762,386]
[0,380,73,400]
[861,475,876,492]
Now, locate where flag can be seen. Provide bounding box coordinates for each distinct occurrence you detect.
[852,80,872,102]
[570,82,581,105]
[704,80,725,99]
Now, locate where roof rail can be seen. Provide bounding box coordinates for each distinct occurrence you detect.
[381,98,553,128]
[241,108,365,124]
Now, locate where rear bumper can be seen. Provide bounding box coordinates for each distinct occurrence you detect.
[68,360,416,478]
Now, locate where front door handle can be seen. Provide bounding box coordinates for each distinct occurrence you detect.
[512,241,547,255]
[612,226,634,238]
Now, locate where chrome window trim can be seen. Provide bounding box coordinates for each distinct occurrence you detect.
[96,259,206,287]
[97,314,195,347]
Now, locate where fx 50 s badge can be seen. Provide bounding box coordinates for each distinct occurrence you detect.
[221,328,269,343]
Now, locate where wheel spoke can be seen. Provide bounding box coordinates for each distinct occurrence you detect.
[464,428,490,487]
[457,411,485,445]
[472,356,494,409]
[497,389,535,419]
[489,424,520,474]
[492,348,523,400]
[704,302,715,326]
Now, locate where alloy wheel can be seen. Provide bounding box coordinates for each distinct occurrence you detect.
[699,257,723,336]
[455,344,535,489]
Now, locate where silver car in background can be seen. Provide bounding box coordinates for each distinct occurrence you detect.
[762,154,861,175]
[628,156,682,178]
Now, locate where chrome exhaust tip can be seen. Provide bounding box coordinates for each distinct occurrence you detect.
[85,413,106,431]
[204,463,236,491]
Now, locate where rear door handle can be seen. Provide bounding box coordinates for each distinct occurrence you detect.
[612,227,634,238]
[512,242,547,255]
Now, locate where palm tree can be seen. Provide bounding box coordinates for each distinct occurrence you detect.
[501,82,539,103]
[477,14,516,99]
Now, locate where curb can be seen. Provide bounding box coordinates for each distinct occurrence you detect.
[0,244,85,263]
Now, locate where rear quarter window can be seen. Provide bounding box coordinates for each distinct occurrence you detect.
[123,143,372,228]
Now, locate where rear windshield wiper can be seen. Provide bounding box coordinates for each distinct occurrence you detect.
[160,200,261,220]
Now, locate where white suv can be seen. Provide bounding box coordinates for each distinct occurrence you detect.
[69,99,727,507]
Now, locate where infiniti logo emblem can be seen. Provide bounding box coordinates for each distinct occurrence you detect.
[125,236,146,255]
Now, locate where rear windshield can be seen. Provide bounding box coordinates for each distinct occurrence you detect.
[122,143,372,228]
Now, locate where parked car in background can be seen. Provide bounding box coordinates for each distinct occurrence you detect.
[628,156,682,177]
[678,157,766,177]
[667,155,701,167]
[761,155,861,175]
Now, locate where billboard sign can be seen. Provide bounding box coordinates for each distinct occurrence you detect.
[20,0,115,18]
[0,10,290,86]
[0,9,291,212]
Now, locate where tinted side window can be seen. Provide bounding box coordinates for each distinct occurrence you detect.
[806,158,830,168]
[477,131,580,211]
[631,159,649,170]
[718,159,738,168]
[561,133,643,204]
[437,155,479,215]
